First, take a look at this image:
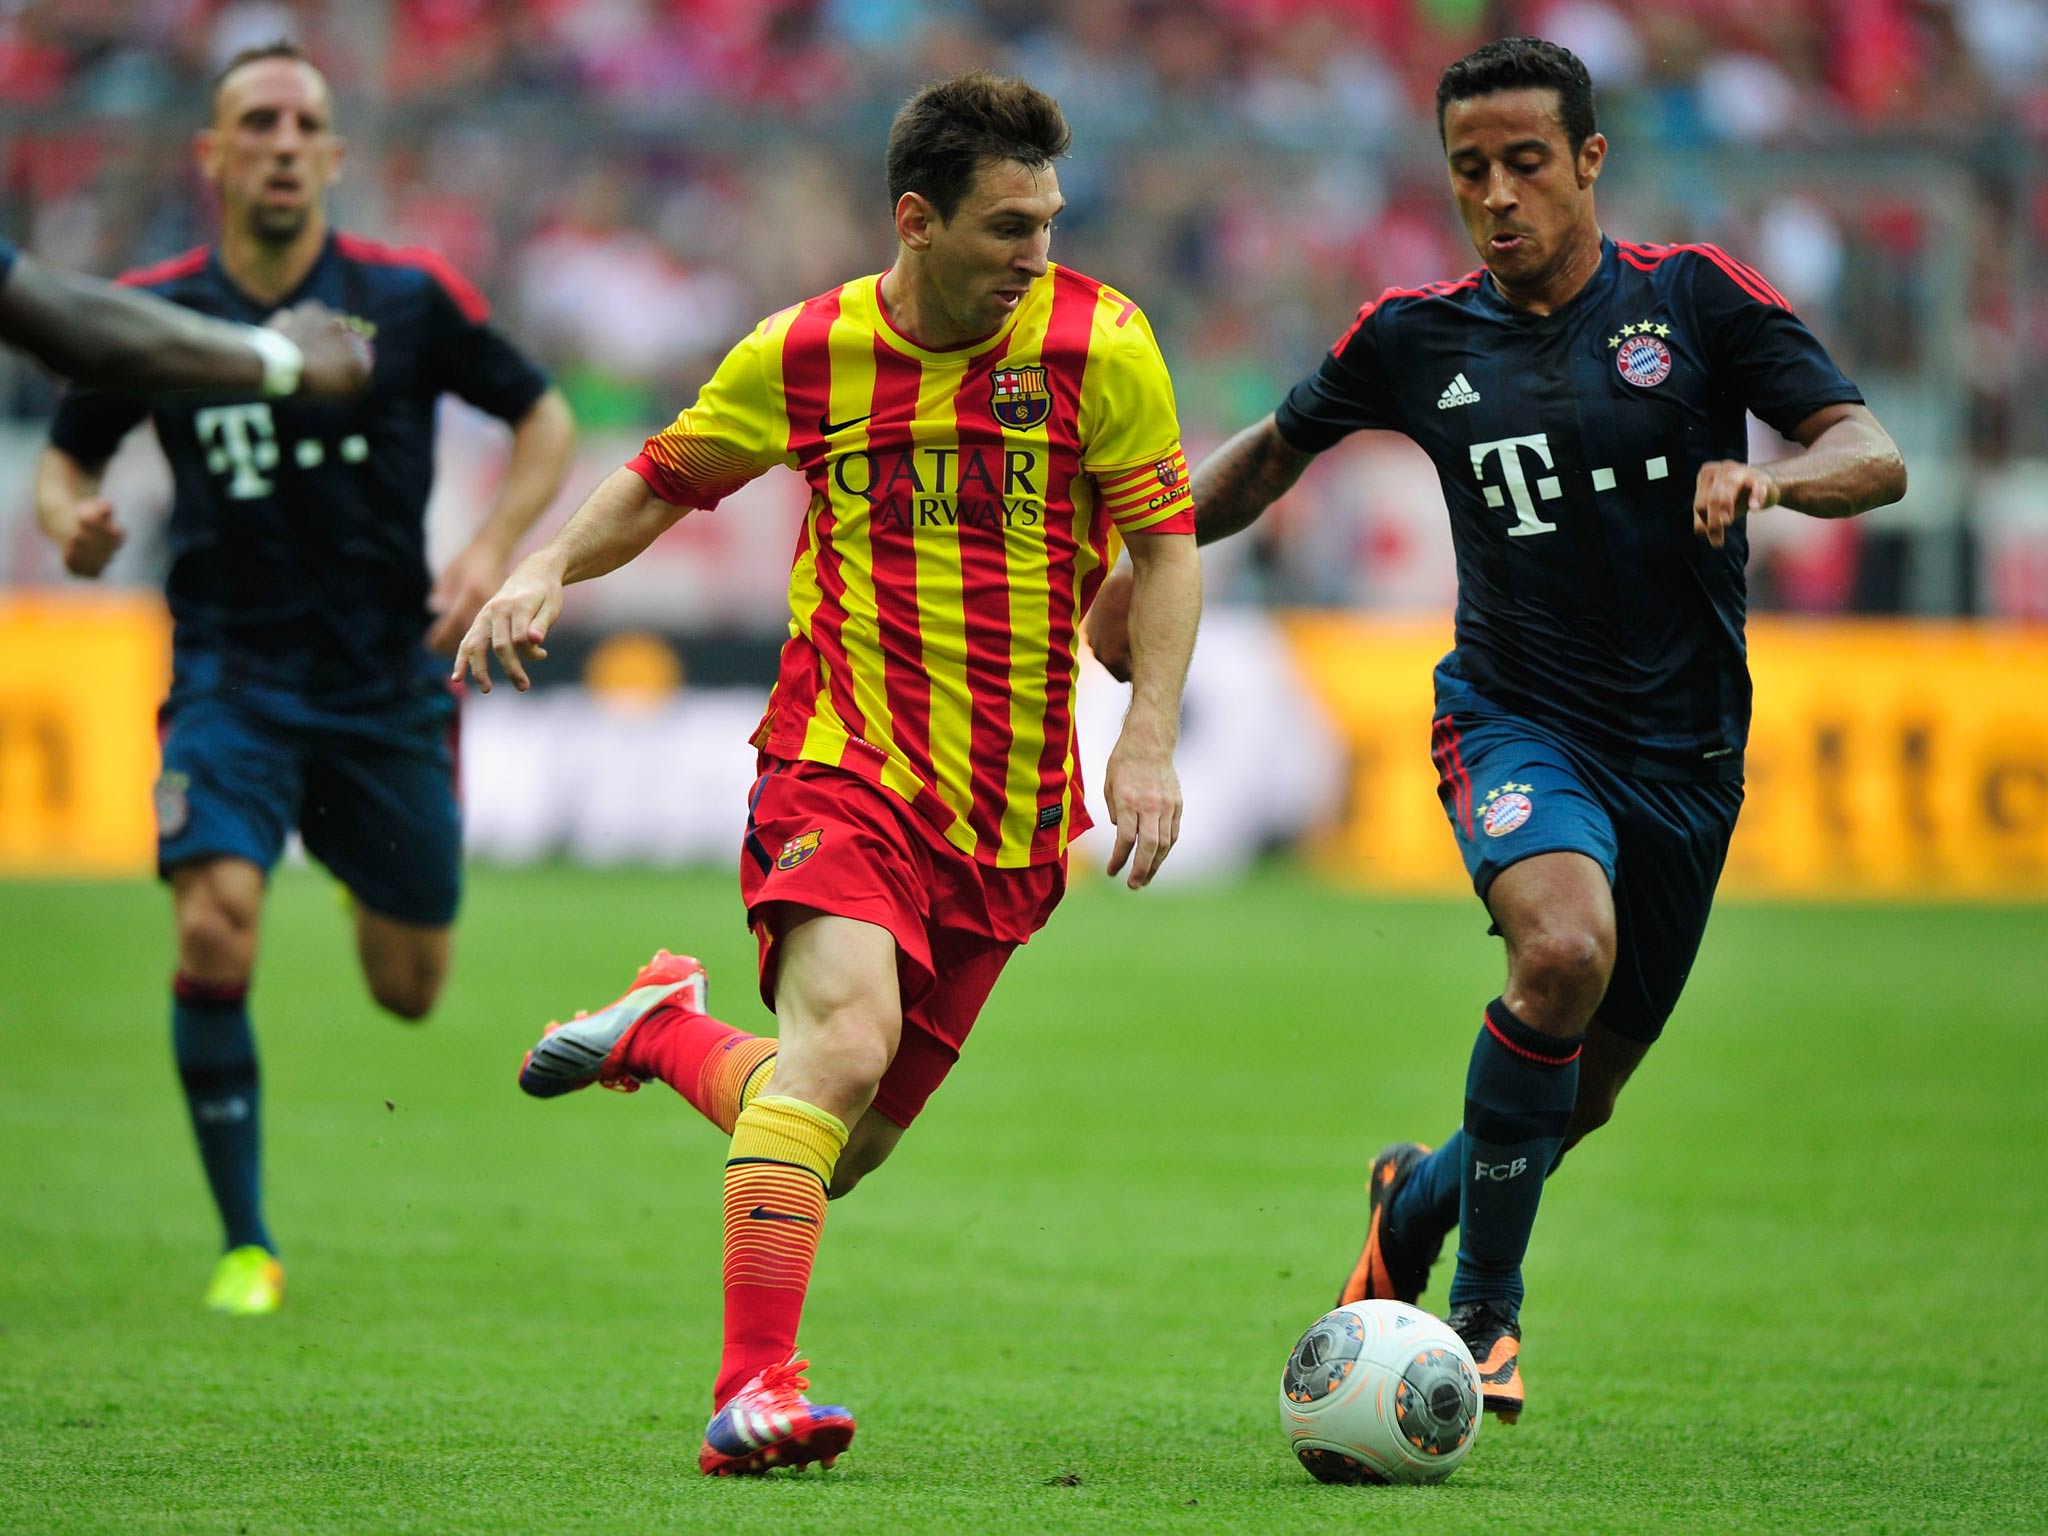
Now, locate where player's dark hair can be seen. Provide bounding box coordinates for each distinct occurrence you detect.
[1436,38,1597,153]
[886,71,1070,222]
[211,39,320,111]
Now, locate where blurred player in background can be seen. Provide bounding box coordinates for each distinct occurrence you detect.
[0,237,372,400]
[458,71,1200,1476]
[34,42,574,1317]
[1090,38,1904,1421]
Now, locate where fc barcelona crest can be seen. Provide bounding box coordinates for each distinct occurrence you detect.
[776,830,823,870]
[990,367,1051,430]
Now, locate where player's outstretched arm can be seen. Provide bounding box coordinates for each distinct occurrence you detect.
[426,387,576,654]
[1103,530,1200,890]
[0,252,370,397]
[1694,403,1906,548]
[1187,413,1318,548]
[33,446,124,578]
[452,465,686,693]
[1086,414,1313,682]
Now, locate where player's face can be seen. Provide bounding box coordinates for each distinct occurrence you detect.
[199,60,343,246]
[924,159,1063,337]
[1442,89,1605,295]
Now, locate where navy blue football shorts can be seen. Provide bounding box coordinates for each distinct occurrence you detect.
[1428,688,1742,1045]
[155,678,462,926]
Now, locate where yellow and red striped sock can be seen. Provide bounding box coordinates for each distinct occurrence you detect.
[715,1094,847,1408]
[622,1005,778,1135]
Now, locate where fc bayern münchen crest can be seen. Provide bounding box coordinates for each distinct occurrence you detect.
[1615,333,1672,387]
[990,366,1051,429]
[1482,790,1533,838]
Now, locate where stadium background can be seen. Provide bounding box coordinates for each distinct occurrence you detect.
[2,0,2046,894]
[4,7,2047,1532]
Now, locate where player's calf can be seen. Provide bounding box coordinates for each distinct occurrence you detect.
[355,910,449,1022]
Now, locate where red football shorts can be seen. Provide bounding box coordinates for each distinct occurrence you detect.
[737,756,1065,1128]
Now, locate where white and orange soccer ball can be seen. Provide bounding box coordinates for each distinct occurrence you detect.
[1278,1301,1482,1485]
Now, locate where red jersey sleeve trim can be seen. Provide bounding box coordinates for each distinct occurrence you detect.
[335,232,492,322]
[626,451,692,507]
[1618,241,1789,310]
[116,246,209,288]
[1332,272,1483,357]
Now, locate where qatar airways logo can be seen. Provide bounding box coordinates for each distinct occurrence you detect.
[831,444,1044,534]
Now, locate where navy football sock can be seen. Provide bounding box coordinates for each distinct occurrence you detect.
[172,975,273,1254]
[1447,999,1581,1313]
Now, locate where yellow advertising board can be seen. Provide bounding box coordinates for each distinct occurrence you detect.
[5,596,2045,899]
[0,594,169,877]
[1279,615,2048,900]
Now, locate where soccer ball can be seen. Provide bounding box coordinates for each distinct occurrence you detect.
[1278,1301,1482,1485]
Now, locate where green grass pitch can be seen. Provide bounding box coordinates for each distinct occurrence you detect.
[3,866,2043,1533]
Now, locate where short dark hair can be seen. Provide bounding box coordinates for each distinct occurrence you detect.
[211,39,319,109]
[885,70,1071,222]
[1436,38,1596,153]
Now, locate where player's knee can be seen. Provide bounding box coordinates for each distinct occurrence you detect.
[175,895,257,983]
[773,1007,894,1124]
[1510,926,1614,1027]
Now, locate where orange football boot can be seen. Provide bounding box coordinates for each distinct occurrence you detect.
[1448,1299,1524,1423]
[1337,1141,1441,1306]
[517,950,707,1098]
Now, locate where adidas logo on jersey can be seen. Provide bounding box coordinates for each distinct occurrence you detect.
[1437,373,1482,410]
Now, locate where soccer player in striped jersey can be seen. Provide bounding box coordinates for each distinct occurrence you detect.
[1091,38,1906,1423]
[457,71,1201,1474]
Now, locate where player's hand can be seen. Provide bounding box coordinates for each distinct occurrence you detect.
[452,552,565,693]
[1103,725,1182,890]
[1085,563,1136,683]
[61,497,126,578]
[426,539,511,655]
[1693,460,1779,548]
[270,303,373,398]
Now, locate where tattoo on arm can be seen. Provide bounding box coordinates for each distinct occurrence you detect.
[1191,415,1316,547]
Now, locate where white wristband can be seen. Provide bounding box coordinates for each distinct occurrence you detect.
[243,325,305,397]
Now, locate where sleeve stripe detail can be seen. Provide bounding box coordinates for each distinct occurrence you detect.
[1115,502,1195,535]
[1333,272,1484,358]
[334,232,492,322]
[635,433,764,508]
[1617,241,1789,310]
[115,246,209,288]
[625,452,690,506]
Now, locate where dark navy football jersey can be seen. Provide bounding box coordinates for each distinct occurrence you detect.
[0,237,16,287]
[50,233,549,697]
[1275,236,1863,781]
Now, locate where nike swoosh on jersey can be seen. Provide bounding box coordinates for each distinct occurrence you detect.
[818,412,873,436]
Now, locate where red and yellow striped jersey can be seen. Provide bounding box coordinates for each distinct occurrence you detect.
[627,264,1194,868]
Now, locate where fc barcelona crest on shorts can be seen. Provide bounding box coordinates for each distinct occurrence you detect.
[777,829,824,870]
[990,366,1051,430]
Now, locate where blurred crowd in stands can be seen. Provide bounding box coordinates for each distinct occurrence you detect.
[3,0,2046,616]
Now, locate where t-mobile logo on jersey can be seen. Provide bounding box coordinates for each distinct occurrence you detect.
[1472,1157,1530,1181]
[1473,433,1674,539]
[196,403,281,499]
[1469,434,1563,538]
[195,403,371,500]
